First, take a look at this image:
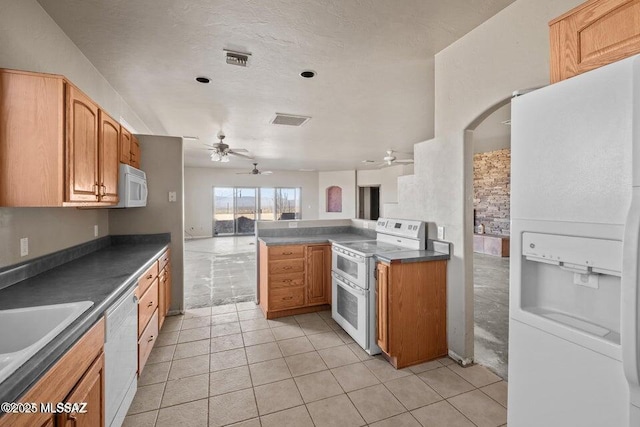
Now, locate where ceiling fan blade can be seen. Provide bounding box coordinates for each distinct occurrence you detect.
[395,159,414,164]
[235,172,253,175]
[231,148,249,153]
[228,151,254,160]
[260,171,273,175]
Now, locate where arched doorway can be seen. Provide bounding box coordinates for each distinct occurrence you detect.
[464,96,512,379]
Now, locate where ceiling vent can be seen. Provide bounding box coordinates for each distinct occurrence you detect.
[271,113,311,127]
[225,49,251,67]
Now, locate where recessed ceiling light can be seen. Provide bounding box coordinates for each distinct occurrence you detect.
[299,168,315,172]
[361,160,375,163]
[300,70,316,78]
[195,76,211,84]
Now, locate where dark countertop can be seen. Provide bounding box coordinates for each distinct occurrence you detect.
[258,233,372,246]
[375,250,450,264]
[0,241,169,405]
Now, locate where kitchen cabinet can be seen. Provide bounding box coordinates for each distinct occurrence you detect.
[130,136,141,169]
[0,318,105,427]
[259,242,331,318]
[376,260,447,369]
[136,249,172,374]
[0,69,121,206]
[120,126,131,164]
[550,0,640,83]
[306,244,331,305]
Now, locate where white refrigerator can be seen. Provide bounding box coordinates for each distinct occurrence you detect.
[509,54,640,426]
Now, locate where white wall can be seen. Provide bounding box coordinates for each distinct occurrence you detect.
[318,171,357,220]
[387,0,584,362]
[109,136,184,313]
[184,167,320,238]
[0,0,150,267]
[357,165,413,218]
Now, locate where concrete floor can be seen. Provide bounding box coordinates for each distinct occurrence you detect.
[473,253,510,380]
[184,236,257,308]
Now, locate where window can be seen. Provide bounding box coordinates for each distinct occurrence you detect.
[275,188,301,220]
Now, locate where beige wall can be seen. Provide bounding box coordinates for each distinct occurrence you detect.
[110,136,184,313]
[318,171,357,220]
[184,167,320,238]
[387,0,584,362]
[0,0,152,268]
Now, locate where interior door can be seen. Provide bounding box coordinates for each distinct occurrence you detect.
[66,84,99,203]
[98,111,119,203]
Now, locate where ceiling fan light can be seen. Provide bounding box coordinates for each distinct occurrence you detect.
[221,154,230,163]
[211,152,221,162]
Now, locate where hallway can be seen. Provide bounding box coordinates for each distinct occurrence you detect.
[474,253,510,380]
[184,236,257,309]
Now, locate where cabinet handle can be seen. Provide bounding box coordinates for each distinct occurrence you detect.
[282,252,293,255]
[147,301,154,307]
[284,279,292,283]
[146,274,153,279]
[283,267,292,270]
[101,183,106,196]
[148,335,154,342]
[68,414,77,426]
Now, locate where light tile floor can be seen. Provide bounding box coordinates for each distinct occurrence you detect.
[125,305,508,427]
[473,253,510,380]
[184,237,257,308]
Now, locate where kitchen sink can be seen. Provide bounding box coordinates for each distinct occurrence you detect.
[0,301,94,384]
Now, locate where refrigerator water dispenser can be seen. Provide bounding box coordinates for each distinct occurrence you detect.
[520,232,622,346]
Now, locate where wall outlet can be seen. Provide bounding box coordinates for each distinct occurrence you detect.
[437,226,445,240]
[363,222,369,229]
[288,222,298,228]
[20,237,28,257]
[94,225,99,237]
[168,191,177,202]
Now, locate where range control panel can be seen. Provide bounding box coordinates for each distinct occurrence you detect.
[375,218,426,239]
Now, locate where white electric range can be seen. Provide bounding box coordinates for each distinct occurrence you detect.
[331,218,426,354]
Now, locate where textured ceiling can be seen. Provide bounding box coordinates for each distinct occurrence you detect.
[38,0,515,171]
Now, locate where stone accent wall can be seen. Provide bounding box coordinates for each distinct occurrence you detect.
[473,148,510,236]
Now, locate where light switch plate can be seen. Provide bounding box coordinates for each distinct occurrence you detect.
[437,226,445,240]
[94,225,99,237]
[169,191,177,202]
[20,237,28,257]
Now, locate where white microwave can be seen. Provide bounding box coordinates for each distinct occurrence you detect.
[113,164,147,208]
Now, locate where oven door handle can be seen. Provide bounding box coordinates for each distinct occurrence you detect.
[334,250,365,264]
[332,272,366,296]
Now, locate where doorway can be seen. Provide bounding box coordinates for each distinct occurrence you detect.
[466,100,512,380]
[358,186,380,220]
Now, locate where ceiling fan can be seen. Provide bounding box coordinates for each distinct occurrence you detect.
[204,131,253,162]
[377,149,414,167]
[236,163,273,175]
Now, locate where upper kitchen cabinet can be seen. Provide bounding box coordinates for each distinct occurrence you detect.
[120,125,131,164]
[550,0,640,83]
[0,69,120,207]
[130,135,141,169]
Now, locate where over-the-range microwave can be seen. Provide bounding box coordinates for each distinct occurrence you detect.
[112,164,147,208]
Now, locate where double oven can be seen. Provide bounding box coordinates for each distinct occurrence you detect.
[331,245,376,353]
[331,218,427,355]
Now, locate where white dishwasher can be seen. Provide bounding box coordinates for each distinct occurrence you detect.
[105,286,138,427]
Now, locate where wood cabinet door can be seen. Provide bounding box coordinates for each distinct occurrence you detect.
[56,353,104,427]
[98,111,119,203]
[164,263,172,315]
[120,126,131,164]
[376,263,389,353]
[130,136,140,168]
[306,245,330,305]
[66,84,100,203]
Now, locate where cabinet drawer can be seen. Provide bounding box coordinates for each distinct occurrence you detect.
[269,245,304,260]
[138,278,158,336]
[270,273,305,289]
[138,261,159,295]
[269,287,305,310]
[269,259,304,275]
[159,249,171,270]
[138,309,159,375]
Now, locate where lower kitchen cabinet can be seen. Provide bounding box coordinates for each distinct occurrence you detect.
[0,318,105,427]
[376,259,448,369]
[259,242,332,318]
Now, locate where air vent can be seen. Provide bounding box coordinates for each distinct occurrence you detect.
[224,49,251,67]
[271,113,311,127]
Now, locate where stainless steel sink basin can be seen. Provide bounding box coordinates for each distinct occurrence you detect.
[0,301,94,383]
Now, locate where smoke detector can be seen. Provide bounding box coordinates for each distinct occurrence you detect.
[224,49,251,67]
[271,113,311,127]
